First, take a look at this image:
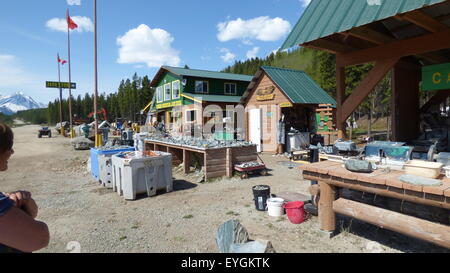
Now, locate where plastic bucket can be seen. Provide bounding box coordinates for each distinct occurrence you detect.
[283,201,306,224]
[267,198,285,217]
[252,185,271,211]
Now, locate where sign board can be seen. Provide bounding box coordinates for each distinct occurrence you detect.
[256,86,275,101]
[156,100,182,110]
[280,102,293,108]
[422,63,450,91]
[46,81,76,89]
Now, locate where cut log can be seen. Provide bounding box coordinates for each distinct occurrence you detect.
[318,182,336,232]
[333,198,450,249]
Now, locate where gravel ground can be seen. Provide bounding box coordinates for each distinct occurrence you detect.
[1,125,449,253]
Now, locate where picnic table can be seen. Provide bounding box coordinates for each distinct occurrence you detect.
[300,161,450,249]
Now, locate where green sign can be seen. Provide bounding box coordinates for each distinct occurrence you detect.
[422,63,450,91]
[46,81,76,89]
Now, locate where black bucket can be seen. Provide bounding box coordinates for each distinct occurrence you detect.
[252,185,271,211]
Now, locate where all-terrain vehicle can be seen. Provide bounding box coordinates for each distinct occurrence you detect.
[38,127,52,138]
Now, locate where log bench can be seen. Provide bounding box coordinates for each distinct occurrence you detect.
[300,161,450,249]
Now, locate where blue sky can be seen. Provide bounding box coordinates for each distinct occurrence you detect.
[0,0,310,104]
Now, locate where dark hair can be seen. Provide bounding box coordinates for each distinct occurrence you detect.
[0,123,13,153]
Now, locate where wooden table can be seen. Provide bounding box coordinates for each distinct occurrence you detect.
[300,161,450,249]
[144,140,257,180]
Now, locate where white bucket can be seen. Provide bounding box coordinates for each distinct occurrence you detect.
[267,198,285,217]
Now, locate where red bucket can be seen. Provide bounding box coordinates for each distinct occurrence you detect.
[283,201,306,224]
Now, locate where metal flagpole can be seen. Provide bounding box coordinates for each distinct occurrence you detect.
[57,54,64,136]
[67,9,74,138]
[94,0,100,147]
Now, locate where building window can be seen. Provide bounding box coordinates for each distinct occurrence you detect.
[156,86,163,103]
[186,110,197,123]
[172,81,180,99]
[195,81,208,94]
[164,83,171,101]
[224,83,237,95]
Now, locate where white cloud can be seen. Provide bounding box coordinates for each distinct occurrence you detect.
[220,48,236,63]
[117,24,181,68]
[67,0,81,5]
[46,16,93,33]
[246,47,260,59]
[299,0,311,7]
[217,16,291,43]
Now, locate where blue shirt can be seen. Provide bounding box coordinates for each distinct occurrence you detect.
[0,192,20,253]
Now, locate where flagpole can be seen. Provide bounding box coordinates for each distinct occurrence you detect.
[57,54,64,136]
[93,0,100,147]
[67,9,74,138]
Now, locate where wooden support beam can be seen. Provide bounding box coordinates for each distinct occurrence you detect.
[318,182,336,232]
[333,198,450,249]
[338,29,450,67]
[391,63,420,142]
[421,89,450,113]
[340,57,399,122]
[400,10,449,33]
[347,26,449,64]
[336,60,346,139]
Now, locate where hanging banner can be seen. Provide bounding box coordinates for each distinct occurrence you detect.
[422,63,450,91]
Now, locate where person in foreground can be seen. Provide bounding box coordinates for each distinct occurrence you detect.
[0,123,49,253]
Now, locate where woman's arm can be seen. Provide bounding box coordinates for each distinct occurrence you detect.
[0,207,49,252]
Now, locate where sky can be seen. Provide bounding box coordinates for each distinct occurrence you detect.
[0,0,311,104]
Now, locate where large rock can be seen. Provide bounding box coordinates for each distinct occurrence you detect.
[216,220,249,253]
[216,220,276,253]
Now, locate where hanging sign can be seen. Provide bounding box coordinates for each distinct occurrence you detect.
[422,63,450,91]
[280,102,293,108]
[256,86,275,101]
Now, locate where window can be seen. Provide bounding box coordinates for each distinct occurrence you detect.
[195,81,208,93]
[172,81,180,99]
[224,83,237,95]
[156,86,163,103]
[164,83,171,101]
[186,110,197,123]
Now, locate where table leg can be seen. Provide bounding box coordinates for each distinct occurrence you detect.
[318,181,336,232]
[183,149,190,174]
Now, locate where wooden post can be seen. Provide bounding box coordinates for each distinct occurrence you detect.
[391,62,420,142]
[183,149,190,174]
[336,59,346,139]
[318,181,336,232]
[333,198,450,249]
[226,148,233,178]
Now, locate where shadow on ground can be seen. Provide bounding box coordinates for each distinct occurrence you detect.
[336,216,450,253]
[172,179,198,192]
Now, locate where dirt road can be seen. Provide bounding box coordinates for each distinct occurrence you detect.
[1,125,448,253]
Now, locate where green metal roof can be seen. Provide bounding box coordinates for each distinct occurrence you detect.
[260,66,336,106]
[281,0,446,50]
[163,66,253,82]
[182,92,242,103]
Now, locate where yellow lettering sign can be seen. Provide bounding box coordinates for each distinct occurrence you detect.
[156,101,182,109]
[280,102,293,108]
[433,72,442,84]
[256,94,275,101]
[447,72,450,84]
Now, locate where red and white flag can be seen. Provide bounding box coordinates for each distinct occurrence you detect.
[66,9,78,30]
[57,54,67,65]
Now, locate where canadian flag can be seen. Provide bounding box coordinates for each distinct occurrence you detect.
[58,54,67,65]
[66,10,78,30]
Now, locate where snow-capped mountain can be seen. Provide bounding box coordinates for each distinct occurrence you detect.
[0,92,46,115]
